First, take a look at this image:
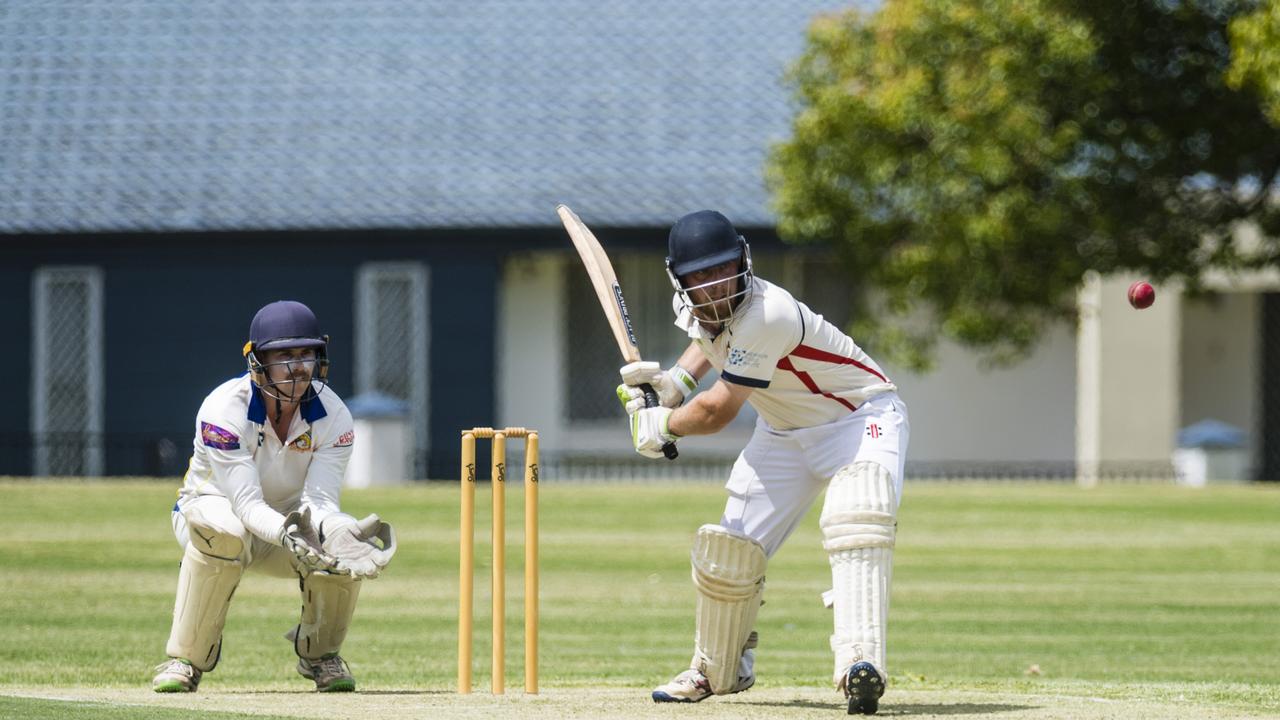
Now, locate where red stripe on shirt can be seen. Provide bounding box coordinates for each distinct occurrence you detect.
[788,343,889,383]
[776,357,858,412]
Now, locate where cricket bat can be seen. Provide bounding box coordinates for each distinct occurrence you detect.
[557,204,678,460]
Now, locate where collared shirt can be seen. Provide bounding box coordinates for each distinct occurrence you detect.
[674,277,897,430]
[179,374,355,544]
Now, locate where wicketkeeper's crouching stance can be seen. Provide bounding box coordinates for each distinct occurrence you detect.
[152,300,396,693]
[619,211,909,715]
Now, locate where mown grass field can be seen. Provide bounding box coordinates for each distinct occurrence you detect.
[0,478,1277,719]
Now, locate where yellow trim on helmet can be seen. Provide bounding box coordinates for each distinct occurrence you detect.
[242,341,254,357]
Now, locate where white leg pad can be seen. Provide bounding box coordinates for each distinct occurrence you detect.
[821,461,896,685]
[690,524,767,694]
[287,571,362,660]
[166,542,244,672]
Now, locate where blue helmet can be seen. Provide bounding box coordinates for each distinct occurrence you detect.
[665,211,754,327]
[242,300,330,402]
[248,300,327,352]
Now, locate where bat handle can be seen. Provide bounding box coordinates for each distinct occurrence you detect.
[639,383,679,461]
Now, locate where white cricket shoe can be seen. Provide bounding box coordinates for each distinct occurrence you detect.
[651,643,756,703]
[297,653,356,692]
[152,658,202,693]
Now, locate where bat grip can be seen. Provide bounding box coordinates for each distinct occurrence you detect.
[639,383,679,460]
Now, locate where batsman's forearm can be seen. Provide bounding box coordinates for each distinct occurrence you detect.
[668,393,734,436]
[677,342,712,381]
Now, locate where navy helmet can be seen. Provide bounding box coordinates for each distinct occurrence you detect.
[666,210,747,276]
[248,300,327,352]
[242,300,329,402]
[665,210,754,327]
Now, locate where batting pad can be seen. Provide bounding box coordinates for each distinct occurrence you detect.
[286,571,362,660]
[820,461,896,683]
[166,543,244,672]
[690,524,767,694]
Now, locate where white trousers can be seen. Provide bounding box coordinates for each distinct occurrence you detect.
[171,495,299,579]
[720,392,909,558]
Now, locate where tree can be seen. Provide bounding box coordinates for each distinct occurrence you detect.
[1228,0,1280,123]
[769,0,1280,370]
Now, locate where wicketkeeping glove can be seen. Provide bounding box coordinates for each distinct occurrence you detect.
[280,508,341,575]
[322,513,398,579]
[616,361,697,414]
[631,406,680,459]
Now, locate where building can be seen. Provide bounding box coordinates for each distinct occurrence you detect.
[2,2,1274,481]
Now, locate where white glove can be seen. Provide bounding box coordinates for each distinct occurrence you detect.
[616,361,697,414]
[322,513,398,579]
[280,508,340,575]
[631,406,680,459]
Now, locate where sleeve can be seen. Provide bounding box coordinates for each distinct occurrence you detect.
[197,413,288,544]
[301,402,355,530]
[720,297,802,389]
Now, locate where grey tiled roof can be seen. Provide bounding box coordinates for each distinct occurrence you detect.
[0,1,859,233]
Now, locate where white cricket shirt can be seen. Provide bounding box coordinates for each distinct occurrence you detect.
[178,375,355,544]
[675,277,896,430]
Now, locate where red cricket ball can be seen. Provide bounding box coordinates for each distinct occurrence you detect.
[1127,280,1155,309]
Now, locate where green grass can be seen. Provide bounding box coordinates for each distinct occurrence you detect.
[0,479,1277,716]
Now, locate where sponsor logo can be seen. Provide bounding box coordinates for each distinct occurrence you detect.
[613,284,639,346]
[334,429,355,448]
[290,431,313,451]
[727,347,768,370]
[201,421,240,451]
[866,423,880,439]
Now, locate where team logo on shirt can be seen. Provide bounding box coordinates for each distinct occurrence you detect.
[727,347,767,370]
[866,423,881,439]
[200,422,240,450]
[290,431,313,451]
[334,430,354,448]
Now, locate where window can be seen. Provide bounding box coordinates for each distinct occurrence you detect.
[32,267,104,476]
[355,263,430,476]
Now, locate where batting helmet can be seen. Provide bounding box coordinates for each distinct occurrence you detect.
[665,211,754,327]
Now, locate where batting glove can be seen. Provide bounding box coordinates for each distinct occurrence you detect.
[616,361,697,414]
[631,406,680,459]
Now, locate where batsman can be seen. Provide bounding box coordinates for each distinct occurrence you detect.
[620,211,909,715]
[152,300,397,693]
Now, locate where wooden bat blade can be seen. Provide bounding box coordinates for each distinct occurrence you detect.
[557,204,678,460]
[557,204,642,363]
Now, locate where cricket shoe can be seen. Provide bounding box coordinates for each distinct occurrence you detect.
[297,653,356,692]
[652,638,757,704]
[841,661,885,715]
[152,658,202,693]
[651,667,755,703]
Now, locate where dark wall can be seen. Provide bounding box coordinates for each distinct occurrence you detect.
[427,258,497,479]
[100,256,359,475]
[1,228,519,478]
[1261,292,1280,481]
[0,264,31,474]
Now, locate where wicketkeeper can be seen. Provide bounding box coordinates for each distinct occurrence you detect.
[152,300,397,693]
[619,211,909,715]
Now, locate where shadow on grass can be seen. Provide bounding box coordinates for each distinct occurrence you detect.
[749,699,1035,715]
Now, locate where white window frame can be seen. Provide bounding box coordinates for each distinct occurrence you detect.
[31,266,104,476]
[355,262,431,477]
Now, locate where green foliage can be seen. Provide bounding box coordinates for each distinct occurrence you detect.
[769,0,1280,369]
[1228,0,1280,122]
